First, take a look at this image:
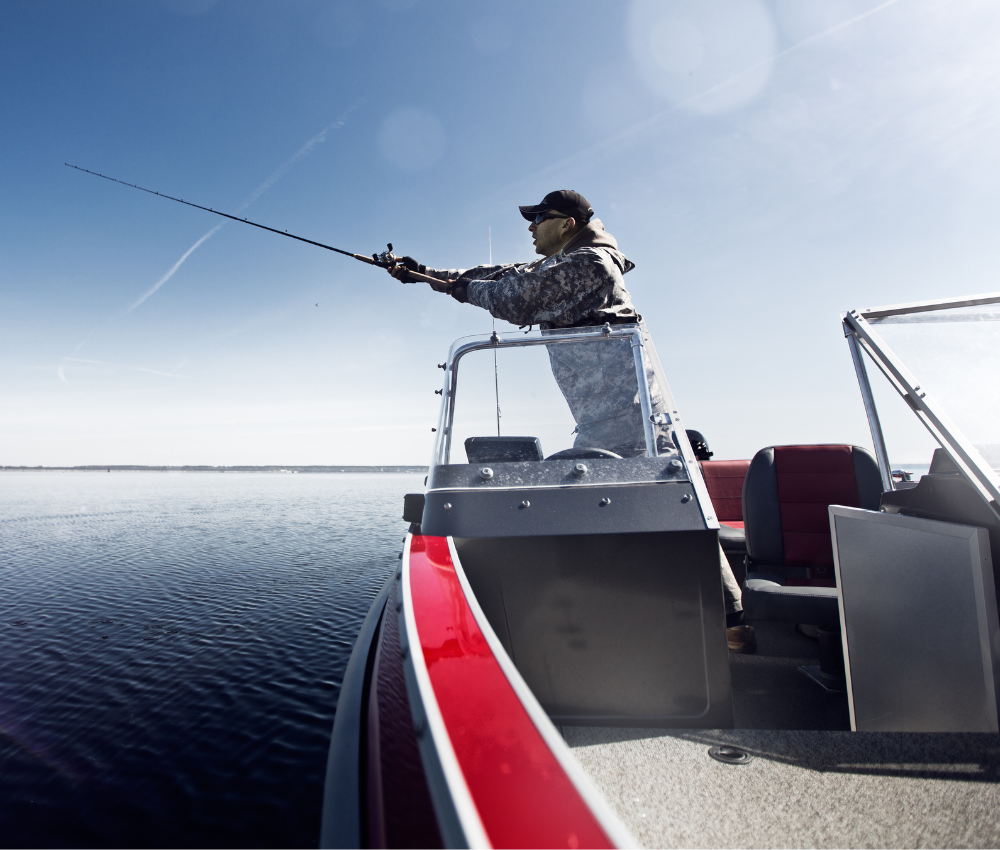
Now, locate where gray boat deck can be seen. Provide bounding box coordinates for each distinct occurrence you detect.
[561,622,1000,848]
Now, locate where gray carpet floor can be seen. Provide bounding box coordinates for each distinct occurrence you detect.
[563,727,1000,848]
[560,623,1000,847]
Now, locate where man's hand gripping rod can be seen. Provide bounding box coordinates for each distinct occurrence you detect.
[65,163,448,286]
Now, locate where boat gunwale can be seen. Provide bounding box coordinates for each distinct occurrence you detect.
[445,536,636,848]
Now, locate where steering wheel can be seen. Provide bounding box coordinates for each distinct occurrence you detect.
[544,447,623,461]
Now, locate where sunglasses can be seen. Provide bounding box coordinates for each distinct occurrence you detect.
[533,211,571,225]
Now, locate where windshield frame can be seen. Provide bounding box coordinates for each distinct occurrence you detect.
[843,292,1000,513]
[431,324,657,467]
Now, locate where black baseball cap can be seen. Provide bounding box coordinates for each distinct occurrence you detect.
[519,190,594,224]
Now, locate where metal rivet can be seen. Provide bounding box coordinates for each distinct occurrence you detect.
[669,459,683,471]
[573,463,588,476]
[443,502,452,511]
[519,500,530,509]
[480,467,494,480]
[600,497,611,506]
[681,494,692,503]
[708,745,752,765]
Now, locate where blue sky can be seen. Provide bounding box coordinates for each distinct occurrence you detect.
[3,0,998,466]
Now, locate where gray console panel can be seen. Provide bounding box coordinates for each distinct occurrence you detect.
[422,481,707,538]
[455,530,734,727]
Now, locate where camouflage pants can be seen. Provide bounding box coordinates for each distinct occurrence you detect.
[720,543,742,614]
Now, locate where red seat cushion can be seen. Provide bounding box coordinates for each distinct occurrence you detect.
[700,460,750,524]
[773,446,858,567]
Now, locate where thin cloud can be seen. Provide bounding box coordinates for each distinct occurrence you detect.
[135,366,189,379]
[57,356,190,383]
[491,0,907,196]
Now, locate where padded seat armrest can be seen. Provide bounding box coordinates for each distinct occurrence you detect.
[743,572,841,630]
[745,572,786,586]
[718,525,746,554]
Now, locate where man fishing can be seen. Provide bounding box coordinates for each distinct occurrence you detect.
[391,190,654,456]
[388,190,755,652]
[390,189,635,327]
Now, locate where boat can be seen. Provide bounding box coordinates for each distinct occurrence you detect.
[320,294,1000,848]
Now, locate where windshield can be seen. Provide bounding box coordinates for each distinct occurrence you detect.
[447,338,651,462]
[432,325,682,468]
[868,303,1000,474]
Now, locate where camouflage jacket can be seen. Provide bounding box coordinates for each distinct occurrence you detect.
[427,222,669,457]
[424,219,638,330]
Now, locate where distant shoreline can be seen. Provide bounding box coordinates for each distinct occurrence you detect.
[1,465,426,473]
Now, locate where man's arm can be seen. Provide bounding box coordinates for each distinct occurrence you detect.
[426,263,519,284]
[388,259,517,292]
[456,248,626,327]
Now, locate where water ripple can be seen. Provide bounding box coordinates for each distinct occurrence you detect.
[0,472,417,847]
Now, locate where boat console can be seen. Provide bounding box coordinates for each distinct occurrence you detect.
[419,323,733,728]
[421,324,716,538]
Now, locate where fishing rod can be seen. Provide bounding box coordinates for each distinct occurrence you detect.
[64,163,445,284]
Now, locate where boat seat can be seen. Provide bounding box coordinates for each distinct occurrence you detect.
[740,444,883,690]
[701,459,751,582]
[700,460,751,554]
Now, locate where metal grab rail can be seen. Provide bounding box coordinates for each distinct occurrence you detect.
[844,328,894,492]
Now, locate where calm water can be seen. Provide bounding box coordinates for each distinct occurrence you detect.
[0,472,420,848]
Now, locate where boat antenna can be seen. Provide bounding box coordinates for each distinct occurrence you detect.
[64,163,417,273]
[490,226,501,437]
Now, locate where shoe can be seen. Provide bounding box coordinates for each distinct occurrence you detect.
[727,624,757,653]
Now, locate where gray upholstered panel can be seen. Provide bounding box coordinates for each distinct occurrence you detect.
[743,448,784,564]
[851,446,884,511]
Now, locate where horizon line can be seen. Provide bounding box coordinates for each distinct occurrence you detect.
[1,464,427,472]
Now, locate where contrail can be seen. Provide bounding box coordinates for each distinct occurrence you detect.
[60,103,362,383]
[57,356,189,382]
[128,106,361,314]
[234,113,356,213]
[128,222,223,312]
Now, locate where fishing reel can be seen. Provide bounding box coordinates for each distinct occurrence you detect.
[372,243,398,268]
[370,242,433,286]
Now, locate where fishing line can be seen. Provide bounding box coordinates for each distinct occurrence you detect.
[490,226,501,437]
